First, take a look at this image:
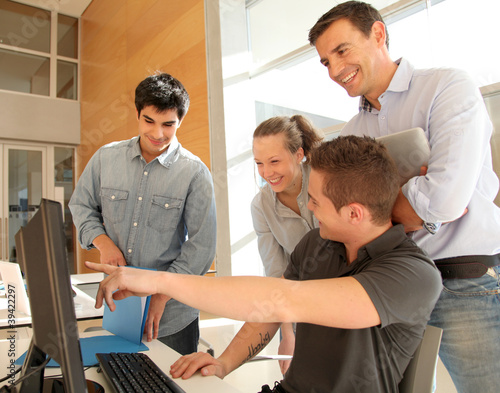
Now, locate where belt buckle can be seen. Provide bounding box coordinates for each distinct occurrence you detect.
[486,267,496,278]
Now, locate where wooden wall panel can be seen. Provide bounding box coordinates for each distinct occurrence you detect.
[77,0,210,272]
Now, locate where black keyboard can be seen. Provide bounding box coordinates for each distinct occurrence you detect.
[96,352,186,393]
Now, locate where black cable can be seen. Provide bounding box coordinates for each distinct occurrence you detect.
[0,367,21,384]
[48,362,100,379]
[0,360,100,392]
[5,356,52,389]
[85,363,100,372]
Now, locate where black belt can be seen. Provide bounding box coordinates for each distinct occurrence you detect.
[259,382,288,393]
[434,254,500,279]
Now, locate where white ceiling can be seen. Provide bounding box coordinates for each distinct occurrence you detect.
[11,0,93,17]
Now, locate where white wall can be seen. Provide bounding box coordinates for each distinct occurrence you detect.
[0,90,80,145]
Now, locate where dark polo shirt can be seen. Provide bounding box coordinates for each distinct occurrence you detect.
[282,225,442,393]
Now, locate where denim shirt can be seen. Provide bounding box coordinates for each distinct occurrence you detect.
[69,136,217,336]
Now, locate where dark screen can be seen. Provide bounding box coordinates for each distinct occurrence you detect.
[15,199,88,393]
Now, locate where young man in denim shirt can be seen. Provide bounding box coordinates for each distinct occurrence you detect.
[69,73,216,355]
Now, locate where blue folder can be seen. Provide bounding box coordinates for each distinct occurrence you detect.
[17,267,153,367]
[102,291,151,345]
[16,335,149,367]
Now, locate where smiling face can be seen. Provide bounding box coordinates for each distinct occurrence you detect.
[137,105,182,163]
[315,18,386,102]
[253,133,304,195]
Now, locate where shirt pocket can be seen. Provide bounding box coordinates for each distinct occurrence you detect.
[147,195,184,233]
[101,188,129,224]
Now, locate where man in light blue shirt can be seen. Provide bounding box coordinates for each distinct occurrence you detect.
[69,73,217,355]
[309,1,500,392]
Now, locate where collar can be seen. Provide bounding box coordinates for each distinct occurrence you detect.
[128,136,143,160]
[358,58,411,113]
[272,163,309,213]
[156,136,180,167]
[354,224,408,262]
[127,136,180,168]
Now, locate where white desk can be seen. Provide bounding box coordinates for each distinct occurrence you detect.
[0,275,104,328]
[70,272,105,286]
[0,329,242,392]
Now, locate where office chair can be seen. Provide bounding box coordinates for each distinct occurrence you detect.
[398,325,443,393]
[198,336,215,356]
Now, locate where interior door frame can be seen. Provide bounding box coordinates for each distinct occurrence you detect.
[1,142,47,261]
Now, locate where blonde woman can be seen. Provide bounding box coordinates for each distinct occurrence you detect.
[251,115,323,373]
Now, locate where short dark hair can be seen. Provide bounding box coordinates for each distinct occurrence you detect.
[253,115,323,164]
[309,1,389,49]
[135,72,190,120]
[310,135,399,225]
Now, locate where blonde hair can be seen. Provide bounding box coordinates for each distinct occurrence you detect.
[253,115,323,164]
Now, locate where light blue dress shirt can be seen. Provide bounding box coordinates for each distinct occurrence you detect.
[342,58,500,260]
[251,164,317,277]
[69,136,217,336]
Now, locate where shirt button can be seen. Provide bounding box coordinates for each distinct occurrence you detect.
[111,195,115,200]
[144,171,148,176]
[138,196,142,201]
[133,222,138,227]
[164,203,169,208]
[128,249,132,254]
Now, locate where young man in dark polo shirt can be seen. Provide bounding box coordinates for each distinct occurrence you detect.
[87,136,442,393]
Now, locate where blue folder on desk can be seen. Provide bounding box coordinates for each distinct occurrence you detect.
[16,335,150,367]
[17,275,151,367]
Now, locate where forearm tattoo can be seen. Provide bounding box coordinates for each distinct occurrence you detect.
[242,331,272,365]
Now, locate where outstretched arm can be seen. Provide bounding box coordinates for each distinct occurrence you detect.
[86,262,380,329]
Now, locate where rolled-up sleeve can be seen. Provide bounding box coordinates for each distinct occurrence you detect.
[402,70,493,223]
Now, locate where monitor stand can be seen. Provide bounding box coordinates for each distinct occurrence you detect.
[41,378,104,393]
[16,341,104,393]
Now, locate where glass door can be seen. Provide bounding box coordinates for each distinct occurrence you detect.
[53,146,76,272]
[2,144,46,262]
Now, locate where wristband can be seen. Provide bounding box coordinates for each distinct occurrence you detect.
[423,221,441,235]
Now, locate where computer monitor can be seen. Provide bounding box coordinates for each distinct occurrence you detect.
[13,199,99,393]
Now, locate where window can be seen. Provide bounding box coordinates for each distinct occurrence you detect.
[0,0,50,52]
[58,13,78,59]
[388,0,500,87]
[0,48,50,95]
[0,0,79,100]
[57,60,77,99]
